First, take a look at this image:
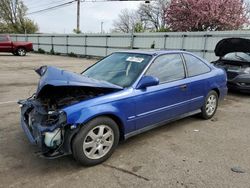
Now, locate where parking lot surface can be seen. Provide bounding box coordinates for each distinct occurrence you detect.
[0,53,250,188]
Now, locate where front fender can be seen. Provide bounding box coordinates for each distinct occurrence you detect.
[64,103,128,132]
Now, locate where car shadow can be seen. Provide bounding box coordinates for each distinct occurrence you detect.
[0,54,14,56]
[9,115,197,172]
[228,89,250,98]
[120,115,199,147]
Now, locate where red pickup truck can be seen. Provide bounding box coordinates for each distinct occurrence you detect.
[0,35,33,56]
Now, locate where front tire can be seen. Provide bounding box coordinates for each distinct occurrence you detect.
[17,48,27,56]
[12,51,18,56]
[72,117,120,166]
[201,90,218,119]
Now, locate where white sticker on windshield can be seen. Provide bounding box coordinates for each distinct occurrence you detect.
[126,57,144,63]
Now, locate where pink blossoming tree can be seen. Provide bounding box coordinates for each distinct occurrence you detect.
[165,0,249,31]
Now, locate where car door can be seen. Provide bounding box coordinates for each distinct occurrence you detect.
[182,53,212,111]
[0,36,12,52]
[133,53,190,130]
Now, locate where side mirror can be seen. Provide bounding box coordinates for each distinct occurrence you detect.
[136,75,159,89]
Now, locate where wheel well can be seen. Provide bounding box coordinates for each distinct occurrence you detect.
[103,114,125,141]
[212,88,220,98]
[77,114,125,141]
[17,46,26,50]
[69,114,125,154]
[14,46,26,53]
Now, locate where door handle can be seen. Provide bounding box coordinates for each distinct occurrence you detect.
[179,84,187,90]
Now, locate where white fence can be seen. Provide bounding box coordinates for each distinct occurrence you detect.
[10,30,250,61]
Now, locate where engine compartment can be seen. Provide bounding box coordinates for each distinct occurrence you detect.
[36,85,115,111]
[20,85,117,130]
[213,60,250,70]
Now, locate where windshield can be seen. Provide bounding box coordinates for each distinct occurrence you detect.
[222,52,250,62]
[82,52,152,87]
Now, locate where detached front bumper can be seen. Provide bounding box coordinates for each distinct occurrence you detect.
[20,110,39,145]
[19,99,71,158]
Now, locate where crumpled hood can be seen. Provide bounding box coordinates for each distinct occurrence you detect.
[36,66,123,94]
[215,38,250,57]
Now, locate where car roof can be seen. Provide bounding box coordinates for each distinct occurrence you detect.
[116,49,188,56]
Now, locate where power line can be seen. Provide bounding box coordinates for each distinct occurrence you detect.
[23,0,47,8]
[26,0,153,15]
[26,0,77,15]
[27,0,69,11]
[25,0,153,33]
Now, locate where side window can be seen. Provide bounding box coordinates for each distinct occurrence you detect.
[146,54,185,83]
[183,54,210,77]
[0,36,7,42]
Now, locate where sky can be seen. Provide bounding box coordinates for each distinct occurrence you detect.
[23,0,142,34]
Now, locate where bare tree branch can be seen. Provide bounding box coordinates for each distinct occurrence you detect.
[112,0,169,33]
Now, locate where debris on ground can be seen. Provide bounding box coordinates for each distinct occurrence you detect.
[211,117,218,122]
[231,166,246,173]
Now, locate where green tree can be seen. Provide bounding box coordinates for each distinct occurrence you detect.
[73,28,82,34]
[0,0,38,34]
[134,22,145,33]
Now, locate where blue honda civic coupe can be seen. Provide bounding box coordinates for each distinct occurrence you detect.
[19,50,227,166]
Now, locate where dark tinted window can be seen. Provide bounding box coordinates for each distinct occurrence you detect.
[183,54,210,76]
[146,54,185,83]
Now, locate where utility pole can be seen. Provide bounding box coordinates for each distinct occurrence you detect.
[77,0,80,33]
[101,21,104,33]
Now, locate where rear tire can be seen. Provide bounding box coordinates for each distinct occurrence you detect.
[72,116,119,166]
[201,90,218,119]
[17,48,26,56]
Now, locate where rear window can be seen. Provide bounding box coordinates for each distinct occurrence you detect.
[183,54,210,77]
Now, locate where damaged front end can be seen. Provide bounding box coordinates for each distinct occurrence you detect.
[19,98,70,158]
[19,66,122,158]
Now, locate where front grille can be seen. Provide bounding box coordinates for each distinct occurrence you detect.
[226,71,239,80]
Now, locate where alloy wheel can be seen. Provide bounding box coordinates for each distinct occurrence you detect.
[83,125,114,160]
[18,48,26,56]
[205,94,217,116]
